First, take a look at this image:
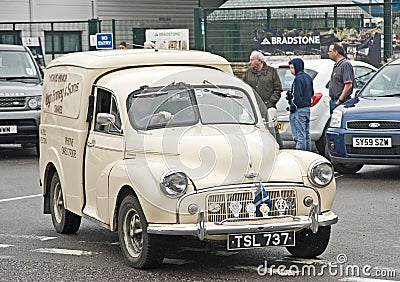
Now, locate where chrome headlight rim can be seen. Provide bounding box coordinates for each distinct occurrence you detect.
[27,96,41,110]
[308,160,334,187]
[159,169,188,198]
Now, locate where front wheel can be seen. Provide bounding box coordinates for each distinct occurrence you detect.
[286,226,331,258]
[50,172,81,234]
[118,195,164,269]
[332,162,363,174]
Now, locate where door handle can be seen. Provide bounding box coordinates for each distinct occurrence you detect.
[87,141,95,147]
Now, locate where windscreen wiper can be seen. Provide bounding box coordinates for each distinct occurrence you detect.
[203,79,243,98]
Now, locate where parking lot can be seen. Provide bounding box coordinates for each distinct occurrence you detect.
[0,146,398,281]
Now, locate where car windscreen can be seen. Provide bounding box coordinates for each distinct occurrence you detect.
[276,67,317,90]
[0,50,39,80]
[127,85,256,130]
[360,64,400,98]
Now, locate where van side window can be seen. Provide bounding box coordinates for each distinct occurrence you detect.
[95,88,122,133]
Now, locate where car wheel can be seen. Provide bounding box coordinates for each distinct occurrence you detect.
[332,162,363,174]
[50,172,81,233]
[118,195,164,269]
[286,226,331,258]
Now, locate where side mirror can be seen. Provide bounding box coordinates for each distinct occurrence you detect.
[96,113,115,125]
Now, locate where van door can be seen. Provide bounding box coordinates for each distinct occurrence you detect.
[84,88,124,224]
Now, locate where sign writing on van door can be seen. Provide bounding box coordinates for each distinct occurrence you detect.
[96,33,113,49]
[43,73,83,118]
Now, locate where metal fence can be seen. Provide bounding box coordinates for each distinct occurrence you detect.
[194,2,400,64]
[1,2,400,68]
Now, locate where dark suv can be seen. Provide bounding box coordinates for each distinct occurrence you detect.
[0,44,42,154]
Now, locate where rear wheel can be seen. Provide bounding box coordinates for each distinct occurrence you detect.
[332,162,363,174]
[286,226,331,258]
[50,172,81,233]
[118,195,164,269]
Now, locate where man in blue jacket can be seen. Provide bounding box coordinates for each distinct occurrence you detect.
[288,58,313,151]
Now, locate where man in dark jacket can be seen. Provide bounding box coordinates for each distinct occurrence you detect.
[244,51,283,148]
[288,58,313,151]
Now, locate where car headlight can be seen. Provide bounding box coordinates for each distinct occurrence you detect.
[160,169,188,198]
[27,96,41,110]
[329,110,342,128]
[308,161,334,187]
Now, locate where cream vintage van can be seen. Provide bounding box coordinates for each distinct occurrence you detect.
[39,49,338,269]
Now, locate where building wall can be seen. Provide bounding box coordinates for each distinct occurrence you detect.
[0,0,93,21]
[0,0,204,49]
[97,0,199,47]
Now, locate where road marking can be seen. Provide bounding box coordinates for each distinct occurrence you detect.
[0,244,14,248]
[163,258,192,265]
[32,248,96,256]
[277,257,329,265]
[0,194,41,203]
[0,234,57,241]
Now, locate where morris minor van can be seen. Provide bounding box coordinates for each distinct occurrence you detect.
[39,49,338,269]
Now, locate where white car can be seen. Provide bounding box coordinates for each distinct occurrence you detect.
[274,59,377,155]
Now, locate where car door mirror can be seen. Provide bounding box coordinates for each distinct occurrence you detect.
[96,113,115,125]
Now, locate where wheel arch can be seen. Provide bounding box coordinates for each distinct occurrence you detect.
[111,185,139,231]
[43,162,57,214]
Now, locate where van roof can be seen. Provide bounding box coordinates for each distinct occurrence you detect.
[47,49,232,73]
[0,44,28,52]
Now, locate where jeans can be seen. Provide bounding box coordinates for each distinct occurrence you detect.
[289,107,312,151]
[329,96,351,114]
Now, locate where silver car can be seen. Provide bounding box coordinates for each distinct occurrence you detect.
[273,59,376,155]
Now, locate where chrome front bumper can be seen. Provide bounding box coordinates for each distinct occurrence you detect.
[147,203,338,240]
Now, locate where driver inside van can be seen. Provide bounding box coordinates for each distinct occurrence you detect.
[131,97,174,129]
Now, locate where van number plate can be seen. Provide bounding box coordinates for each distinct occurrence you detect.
[227,231,295,250]
[352,137,391,147]
[0,125,17,134]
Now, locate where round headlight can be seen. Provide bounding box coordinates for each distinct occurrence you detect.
[27,97,39,109]
[160,169,188,198]
[308,161,334,187]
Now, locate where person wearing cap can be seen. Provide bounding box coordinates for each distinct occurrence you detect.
[244,50,283,148]
[288,58,313,151]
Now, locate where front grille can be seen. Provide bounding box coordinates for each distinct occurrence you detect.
[206,189,296,223]
[0,97,26,108]
[0,119,36,126]
[346,145,400,155]
[347,120,400,130]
